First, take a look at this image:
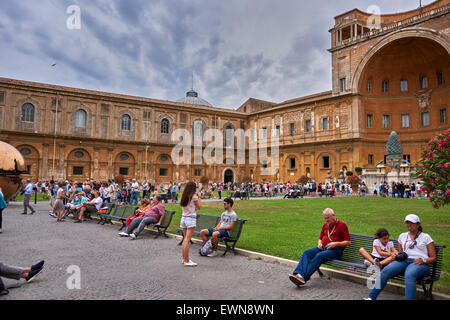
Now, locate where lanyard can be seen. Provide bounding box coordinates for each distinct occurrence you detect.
[328,220,338,241]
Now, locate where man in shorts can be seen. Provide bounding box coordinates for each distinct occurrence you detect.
[199,197,238,257]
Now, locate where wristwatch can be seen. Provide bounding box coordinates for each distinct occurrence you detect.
[422,258,427,264]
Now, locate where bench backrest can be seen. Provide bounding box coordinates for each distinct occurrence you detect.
[160,210,175,227]
[196,214,220,231]
[122,205,138,219]
[342,233,445,280]
[110,205,127,218]
[227,219,247,240]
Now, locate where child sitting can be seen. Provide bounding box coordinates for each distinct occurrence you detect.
[359,228,398,269]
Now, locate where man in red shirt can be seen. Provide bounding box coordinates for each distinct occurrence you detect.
[289,208,351,286]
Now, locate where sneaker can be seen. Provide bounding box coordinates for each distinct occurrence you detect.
[129,233,137,240]
[30,211,36,215]
[207,251,218,257]
[363,297,373,300]
[374,258,383,269]
[49,212,57,218]
[21,212,27,215]
[31,260,45,272]
[183,260,198,267]
[74,219,83,223]
[364,259,372,267]
[118,232,129,237]
[25,267,44,283]
[289,273,306,286]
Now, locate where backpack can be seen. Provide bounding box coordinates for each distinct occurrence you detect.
[199,239,214,256]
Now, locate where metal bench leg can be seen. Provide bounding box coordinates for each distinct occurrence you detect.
[422,281,434,300]
[317,268,325,278]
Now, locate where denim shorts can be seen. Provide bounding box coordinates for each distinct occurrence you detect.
[180,216,196,229]
[207,228,229,238]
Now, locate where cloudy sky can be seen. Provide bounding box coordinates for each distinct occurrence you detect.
[0,0,434,109]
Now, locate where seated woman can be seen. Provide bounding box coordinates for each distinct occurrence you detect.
[365,214,437,300]
[126,198,151,228]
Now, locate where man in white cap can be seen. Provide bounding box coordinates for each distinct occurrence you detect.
[365,214,437,300]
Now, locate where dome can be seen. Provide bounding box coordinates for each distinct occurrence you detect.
[176,89,213,107]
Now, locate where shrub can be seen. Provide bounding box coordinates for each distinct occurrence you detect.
[413,129,450,209]
[297,175,310,185]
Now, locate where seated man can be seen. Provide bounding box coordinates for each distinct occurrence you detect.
[289,208,351,286]
[118,195,165,240]
[199,197,238,257]
[74,190,103,223]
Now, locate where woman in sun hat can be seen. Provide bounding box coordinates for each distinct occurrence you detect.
[365,214,437,300]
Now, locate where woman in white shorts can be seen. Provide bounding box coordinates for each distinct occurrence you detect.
[180,181,201,267]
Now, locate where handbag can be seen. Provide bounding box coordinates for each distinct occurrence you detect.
[395,251,408,262]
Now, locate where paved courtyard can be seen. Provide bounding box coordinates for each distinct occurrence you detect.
[0,201,401,300]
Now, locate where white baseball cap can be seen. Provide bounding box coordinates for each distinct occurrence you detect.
[404,214,421,224]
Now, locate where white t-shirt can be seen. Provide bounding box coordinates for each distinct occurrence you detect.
[398,232,434,260]
[93,197,103,211]
[371,239,395,258]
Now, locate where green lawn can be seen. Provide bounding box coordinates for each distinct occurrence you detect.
[12,193,50,202]
[164,197,450,295]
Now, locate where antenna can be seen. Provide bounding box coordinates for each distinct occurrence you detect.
[191,72,194,90]
[419,0,422,14]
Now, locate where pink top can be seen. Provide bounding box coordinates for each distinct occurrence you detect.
[182,195,198,218]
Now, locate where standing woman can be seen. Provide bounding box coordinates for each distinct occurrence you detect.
[54,182,69,222]
[366,214,437,300]
[180,181,201,267]
[0,187,7,233]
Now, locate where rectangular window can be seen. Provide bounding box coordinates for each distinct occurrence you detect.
[159,168,168,176]
[368,154,374,165]
[421,112,430,126]
[73,166,84,175]
[262,127,267,139]
[401,114,410,128]
[403,154,411,165]
[340,78,346,92]
[305,120,311,132]
[322,156,330,169]
[240,121,245,130]
[290,123,295,135]
[289,158,296,170]
[367,114,373,128]
[24,165,31,175]
[382,115,390,129]
[382,81,389,93]
[384,155,387,164]
[437,71,445,85]
[366,80,372,92]
[119,167,129,176]
[400,80,408,92]
[275,125,280,137]
[194,169,202,177]
[0,92,5,104]
[323,118,329,130]
[440,108,447,123]
[420,76,428,89]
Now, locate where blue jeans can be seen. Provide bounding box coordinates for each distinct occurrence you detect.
[369,258,430,300]
[130,191,139,204]
[293,247,343,282]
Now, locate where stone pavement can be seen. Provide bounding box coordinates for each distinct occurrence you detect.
[0,201,401,300]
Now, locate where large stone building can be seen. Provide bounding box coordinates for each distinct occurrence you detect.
[1,0,449,185]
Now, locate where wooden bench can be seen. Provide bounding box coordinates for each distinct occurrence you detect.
[176,213,247,256]
[318,233,445,300]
